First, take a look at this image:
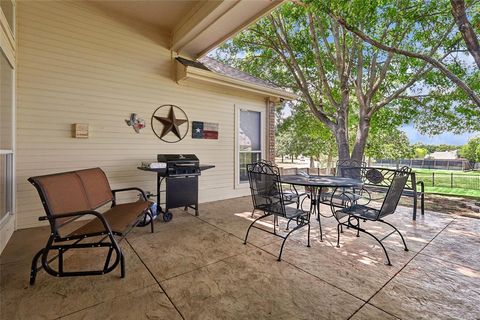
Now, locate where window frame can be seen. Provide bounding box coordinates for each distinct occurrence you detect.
[234,105,266,188]
[0,0,15,228]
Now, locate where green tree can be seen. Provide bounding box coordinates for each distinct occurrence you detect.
[276,130,295,163]
[435,144,459,152]
[213,0,479,162]
[277,103,337,167]
[332,0,480,107]
[460,135,480,162]
[365,109,413,161]
[414,147,429,159]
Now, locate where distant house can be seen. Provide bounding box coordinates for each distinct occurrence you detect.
[425,150,459,160]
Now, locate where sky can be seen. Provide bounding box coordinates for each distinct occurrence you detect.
[401,124,477,146]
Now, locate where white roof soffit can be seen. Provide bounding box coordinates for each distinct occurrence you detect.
[172,0,284,59]
[176,60,298,101]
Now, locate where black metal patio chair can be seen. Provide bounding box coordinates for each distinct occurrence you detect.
[250,160,307,218]
[331,166,411,265]
[244,161,311,261]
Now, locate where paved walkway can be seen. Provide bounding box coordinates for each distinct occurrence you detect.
[1,196,479,319]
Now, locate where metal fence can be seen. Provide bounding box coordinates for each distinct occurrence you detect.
[375,159,473,171]
[278,165,480,191]
[416,172,480,190]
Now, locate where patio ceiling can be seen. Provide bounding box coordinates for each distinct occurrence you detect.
[91,0,283,59]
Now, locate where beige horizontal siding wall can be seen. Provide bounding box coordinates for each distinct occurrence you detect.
[16,1,265,228]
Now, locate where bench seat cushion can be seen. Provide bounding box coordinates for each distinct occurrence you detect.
[68,200,149,237]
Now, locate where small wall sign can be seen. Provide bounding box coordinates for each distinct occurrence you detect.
[192,121,219,139]
[72,123,89,138]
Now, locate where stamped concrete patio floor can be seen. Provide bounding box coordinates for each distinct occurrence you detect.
[1,196,479,319]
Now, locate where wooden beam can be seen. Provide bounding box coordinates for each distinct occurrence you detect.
[171,0,284,59]
[171,1,235,57]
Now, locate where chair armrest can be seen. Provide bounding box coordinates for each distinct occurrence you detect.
[111,187,148,201]
[38,210,113,234]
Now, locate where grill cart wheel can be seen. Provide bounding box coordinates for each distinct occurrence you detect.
[163,211,173,222]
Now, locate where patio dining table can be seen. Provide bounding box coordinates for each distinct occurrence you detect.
[280,174,363,240]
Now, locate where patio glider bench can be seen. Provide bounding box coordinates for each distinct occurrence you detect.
[334,162,425,220]
[28,167,154,285]
[358,167,425,220]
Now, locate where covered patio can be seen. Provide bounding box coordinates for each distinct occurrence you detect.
[1,197,478,319]
[1,1,479,319]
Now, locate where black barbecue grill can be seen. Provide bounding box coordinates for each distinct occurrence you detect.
[138,154,214,222]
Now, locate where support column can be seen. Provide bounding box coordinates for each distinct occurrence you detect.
[266,97,277,163]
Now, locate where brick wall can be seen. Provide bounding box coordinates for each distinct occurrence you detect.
[266,98,276,163]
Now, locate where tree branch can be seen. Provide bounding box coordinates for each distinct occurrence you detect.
[450,0,480,68]
[266,14,336,129]
[371,46,458,115]
[307,12,339,109]
[314,15,337,66]
[332,13,480,108]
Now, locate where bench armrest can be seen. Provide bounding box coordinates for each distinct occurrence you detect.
[39,210,113,234]
[416,180,425,193]
[111,187,148,201]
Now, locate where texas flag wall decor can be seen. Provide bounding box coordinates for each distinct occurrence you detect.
[192,121,219,139]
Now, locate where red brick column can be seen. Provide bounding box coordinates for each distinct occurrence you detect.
[266,97,276,164]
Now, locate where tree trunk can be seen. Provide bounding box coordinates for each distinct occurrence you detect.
[334,115,350,161]
[326,148,334,174]
[309,156,315,168]
[351,118,370,162]
[281,155,284,163]
[291,156,294,163]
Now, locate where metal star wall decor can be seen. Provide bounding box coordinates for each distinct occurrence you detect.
[151,104,189,143]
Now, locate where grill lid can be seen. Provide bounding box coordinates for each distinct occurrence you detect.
[157,154,199,163]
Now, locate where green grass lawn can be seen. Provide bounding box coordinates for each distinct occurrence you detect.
[375,167,480,197]
[413,168,480,176]
[424,187,480,198]
[410,168,480,198]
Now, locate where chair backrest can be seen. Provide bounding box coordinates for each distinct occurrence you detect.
[29,168,113,228]
[360,166,414,191]
[247,161,286,217]
[378,166,411,218]
[336,159,366,179]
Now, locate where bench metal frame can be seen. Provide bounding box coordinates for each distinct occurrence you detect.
[28,178,154,285]
[331,162,425,220]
